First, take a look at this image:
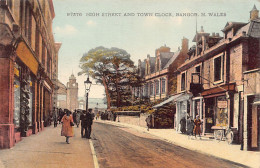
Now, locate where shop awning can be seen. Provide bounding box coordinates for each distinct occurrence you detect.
[153,94,183,109]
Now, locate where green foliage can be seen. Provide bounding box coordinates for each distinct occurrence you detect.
[79,46,137,108]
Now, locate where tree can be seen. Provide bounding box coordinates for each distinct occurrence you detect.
[79,46,135,109]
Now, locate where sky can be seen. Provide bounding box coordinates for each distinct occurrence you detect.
[52,0,259,99]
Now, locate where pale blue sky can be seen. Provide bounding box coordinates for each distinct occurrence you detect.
[52,0,259,98]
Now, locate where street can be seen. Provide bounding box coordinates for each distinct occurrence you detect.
[91,122,247,168]
[0,121,252,168]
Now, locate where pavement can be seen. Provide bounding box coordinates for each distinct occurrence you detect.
[0,124,95,168]
[95,120,260,168]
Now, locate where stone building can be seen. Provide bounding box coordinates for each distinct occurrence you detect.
[0,0,61,148]
[66,74,78,111]
[56,79,67,109]
[57,74,79,112]
[175,6,260,150]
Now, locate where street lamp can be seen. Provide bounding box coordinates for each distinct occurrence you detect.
[84,76,92,112]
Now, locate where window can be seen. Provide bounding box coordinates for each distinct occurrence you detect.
[155,80,160,95]
[214,55,223,82]
[181,72,186,91]
[145,84,148,97]
[195,65,201,83]
[150,83,154,96]
[42,41,45,65]
[47,52,50,73]
[161,79,166,93]
[35,26,40,58]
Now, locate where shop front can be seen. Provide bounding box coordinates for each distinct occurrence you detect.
[175,93,192,132]
[246,95,260,150]
[201,83,236,138]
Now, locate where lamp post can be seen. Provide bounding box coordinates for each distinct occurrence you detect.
[84,76,92,112]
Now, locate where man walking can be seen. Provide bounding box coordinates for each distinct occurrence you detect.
[80,110,87,138]
[85,108,94,139]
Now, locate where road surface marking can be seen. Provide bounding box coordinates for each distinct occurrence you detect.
[89,139,99,168]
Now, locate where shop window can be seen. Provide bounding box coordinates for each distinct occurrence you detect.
[216,96,228,126]
[161,79,166,94]
[181,72,186,91]
[14,77,21,127]
[28,77,33,126]
[214,55,223,82]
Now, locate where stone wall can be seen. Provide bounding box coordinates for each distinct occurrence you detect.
[116,113,149,128]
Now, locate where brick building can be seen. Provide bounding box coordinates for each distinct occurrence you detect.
[134,38,188,128]
[175,6,260,150]
[0,0,61,148]
[136,38,189,102]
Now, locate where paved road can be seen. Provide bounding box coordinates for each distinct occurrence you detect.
[92,122,247,168]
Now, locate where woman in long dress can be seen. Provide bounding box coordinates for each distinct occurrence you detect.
[61,110,74,144]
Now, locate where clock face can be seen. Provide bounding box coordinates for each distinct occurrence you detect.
[72,83,75,87]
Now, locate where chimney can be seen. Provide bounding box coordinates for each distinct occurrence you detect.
[181,37,189,53]
[216,33,219,37]
[212,32,215,37]
[250,5,259,21]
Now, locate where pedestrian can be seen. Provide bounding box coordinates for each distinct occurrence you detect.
[180,117,186,133]
[53,107,58,127]
[76,110,81,127]
[85,109,94,139]
[193,115,202,139]
[145,115,152,131]
[186,114,194,139]
[80,110,87,138]
[61,109,74,144]
[59,108,65,124]
[73,110,77,125]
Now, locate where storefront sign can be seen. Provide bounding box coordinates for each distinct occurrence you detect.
[16,42,39,75]
[217,101,227,108]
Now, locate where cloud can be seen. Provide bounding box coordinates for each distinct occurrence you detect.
[86,20,97,26]
[54,24,77,35]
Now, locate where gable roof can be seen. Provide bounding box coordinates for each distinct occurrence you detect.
[163,51,180,69]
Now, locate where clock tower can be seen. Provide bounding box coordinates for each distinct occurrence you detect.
[66,73,78,111]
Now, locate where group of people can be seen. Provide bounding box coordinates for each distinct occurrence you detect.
[145,114,202,139]
[55,108,94,144]
[182,115,202,139]
[51,108,68,128]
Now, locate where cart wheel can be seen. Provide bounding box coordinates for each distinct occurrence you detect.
[226,131,234,144]
[214,130,223,141]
